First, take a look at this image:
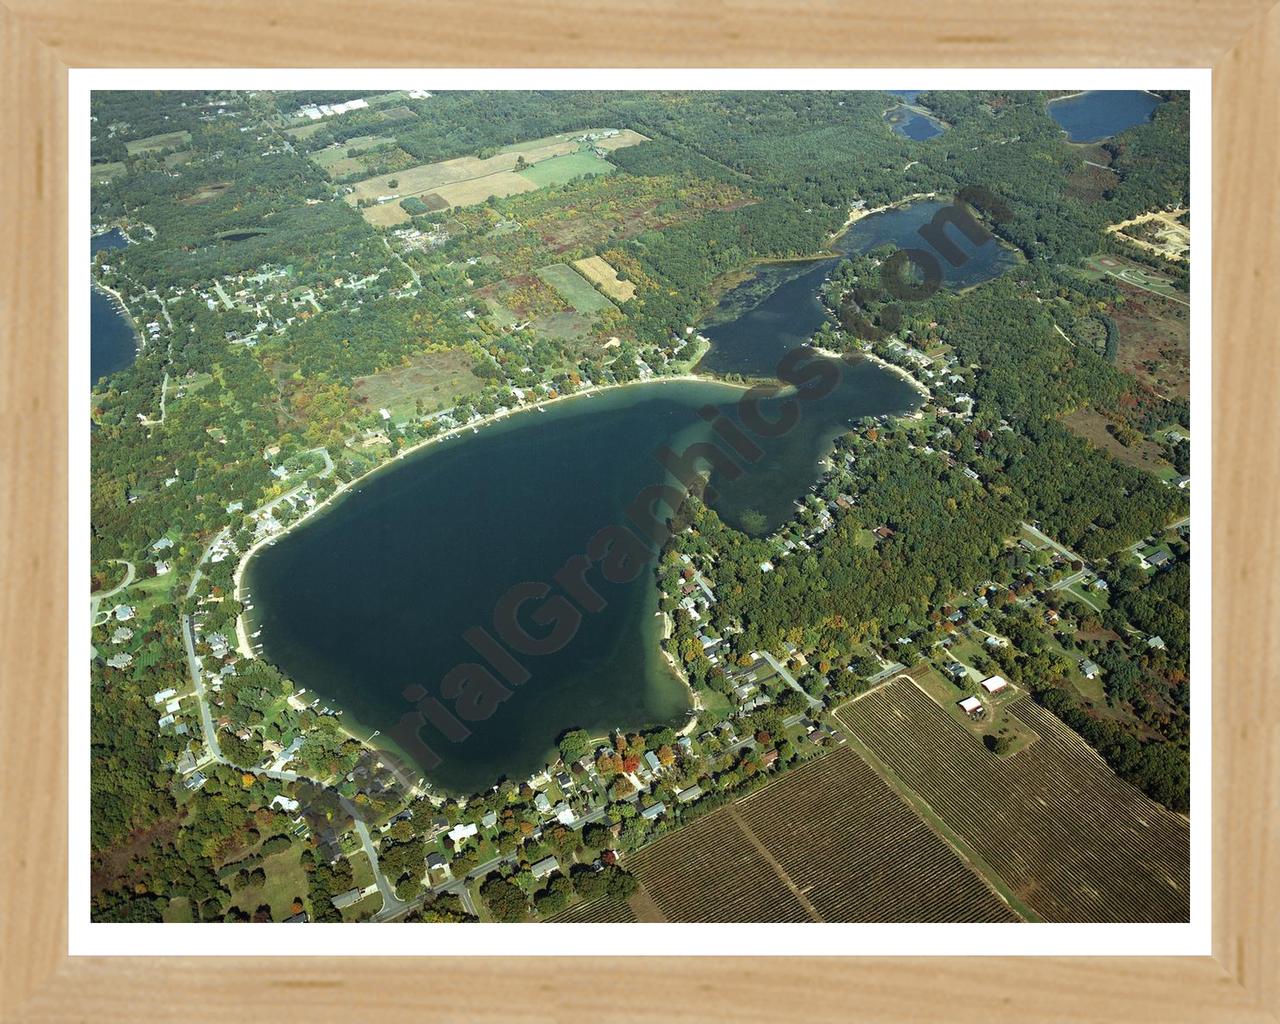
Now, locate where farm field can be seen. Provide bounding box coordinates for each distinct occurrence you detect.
[734,748,1020,922]
[573,255,636,301]
[351,348,486,419]
[125,130,191,156]
[517,151,616,187]
[626,804,813,922]
[535,263,615,314]
[92,161,126,184]
[623,749,1019,923]
[835,678,1190,922]
[344,136,586,221]
[550,895,638,923]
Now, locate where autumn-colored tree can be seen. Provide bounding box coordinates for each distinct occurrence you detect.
[657,745,675,767]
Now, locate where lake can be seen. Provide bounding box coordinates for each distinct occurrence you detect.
[1047,90,1161,143]
[249,199,1019,792]
[91,229,137,383]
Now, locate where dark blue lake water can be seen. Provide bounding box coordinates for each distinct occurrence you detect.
[1047,90,1161,143]
[91,229,136,384]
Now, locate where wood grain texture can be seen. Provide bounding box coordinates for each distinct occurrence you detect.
[1,0,1277,1020]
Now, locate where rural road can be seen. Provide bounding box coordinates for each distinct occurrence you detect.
[759,651,822,710]
[181,614,224,762]
[358,819,409,921]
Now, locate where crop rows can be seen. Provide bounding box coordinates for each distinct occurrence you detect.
[735,748,1018,922]
[627,806,811,922]
[836,680,1190,922]
[551,896,638,923]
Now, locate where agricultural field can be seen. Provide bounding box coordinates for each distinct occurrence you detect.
[344,135,590,222]
[124,129,191,156]
[624,749,1019,922]
[835,679,1190,922]
[550,895,638,923]
[351,348,486,419]
[517,151,616,188]
[573,255,636,301]
[179,181,233,206]
[535,263,616,314]
[626,804,813,922]
[734,748,1019,922]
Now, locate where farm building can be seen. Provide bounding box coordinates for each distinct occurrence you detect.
[1080,659,1102,679]
[958,695,984,716]
[979,675,1009,695]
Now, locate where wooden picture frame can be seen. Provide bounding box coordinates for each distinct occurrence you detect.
[2,2,1276,1018]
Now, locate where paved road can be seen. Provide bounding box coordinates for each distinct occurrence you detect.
[358,819,409,921]
[181,614,223,762]
[90,559,135,623]
[758,651,822,710]
[1020,520,1082,563]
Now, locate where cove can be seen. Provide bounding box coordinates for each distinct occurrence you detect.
[1047,90,1161,143]
[91,229,137,383]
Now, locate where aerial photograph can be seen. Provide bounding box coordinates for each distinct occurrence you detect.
[89,88,1192,925]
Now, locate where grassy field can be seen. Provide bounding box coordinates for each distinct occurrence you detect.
[310,134,401,178]
[572,255,636,301]
[351,348,485,419]
[623,748,1019,923]
[535,263,615,314]
[125,130,191,156]
[432,171,537,209]
[1062,408,1173,475]
[1082,254,1188,304]
[518,151,615,188]
[835,678,1190,922]
[92,162,127,184]
[225,843,309,922]
[591,128,651,151]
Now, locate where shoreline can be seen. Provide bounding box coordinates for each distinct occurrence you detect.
[835,192,940,234]
[860,350,932,401]
[229,370,751,791]
[91,279,145,361]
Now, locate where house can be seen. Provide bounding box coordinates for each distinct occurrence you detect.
[984,635,1009,650]
[979,675,1009,695]
[1173,475,1191,489]
[643,750,662,774]
[270,794,300,813]
[165,699,181,713]
[283,911,310,923]
[554,771,573,790]
[640,802,666,821]
[1080,659,1101,679]
[760,749,779,768]
[958,695,984,716]
[481,810,498,829]
[1147,635,1167,650]
[554,803,576,826]
[675,784,703,804]
[184,771,207,791]
[677,736,693,754]
[112,604,135,622]
[447,822,478,845]
[530,856,560,880]
[1144,549,1172,569]
[152,688,177,704]
[945,662,969,682]
[534,792,552,814]
[759,561,774,573]
[331,888,364,910]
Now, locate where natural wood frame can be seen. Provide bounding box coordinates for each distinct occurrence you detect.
[2,2,1277,1019]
